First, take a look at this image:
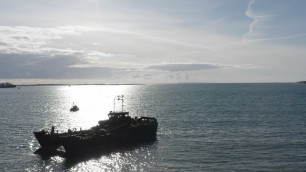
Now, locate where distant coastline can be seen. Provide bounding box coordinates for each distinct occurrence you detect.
[16,83,145,86]
[2,82,304,87]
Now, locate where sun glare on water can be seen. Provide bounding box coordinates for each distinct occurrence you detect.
[53,85,132,131]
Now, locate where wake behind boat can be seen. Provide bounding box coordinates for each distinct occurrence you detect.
[33,95,158,157]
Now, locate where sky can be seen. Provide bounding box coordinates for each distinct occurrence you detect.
[0,0,306,84]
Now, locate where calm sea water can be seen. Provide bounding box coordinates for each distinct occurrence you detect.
[1,83,306,171]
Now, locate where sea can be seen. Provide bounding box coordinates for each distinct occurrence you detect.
[1,83,306,172]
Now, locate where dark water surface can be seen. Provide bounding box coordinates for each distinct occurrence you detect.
[1,83,306,171]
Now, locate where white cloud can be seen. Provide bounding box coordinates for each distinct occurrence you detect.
[0,26,84,53]
[0,26,125,67]
[242,0,271,40]
[146,63,261,72]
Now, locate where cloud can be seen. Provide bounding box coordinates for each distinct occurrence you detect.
[132,73,153,80]
[0,25,128,69]
[146,63,261,72]
[0,24,263,83]
[0,25,98,55]
[0,25,210,69]
[147,63,221,72]
[0,53,115,79]
[242,0,271,40]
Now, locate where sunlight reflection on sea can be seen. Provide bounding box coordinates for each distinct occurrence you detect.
[48,85,132,132]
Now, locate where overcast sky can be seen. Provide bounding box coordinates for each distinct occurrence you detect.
[0,0,306,84]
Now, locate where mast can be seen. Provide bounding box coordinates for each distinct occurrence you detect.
[121,95,124,112]
[113,97,116,112]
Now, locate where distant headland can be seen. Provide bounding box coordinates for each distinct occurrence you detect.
[0,82,16,88]
[296,81,306,84]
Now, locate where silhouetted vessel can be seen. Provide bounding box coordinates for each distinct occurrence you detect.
[70,105,79,112]
[0,82,16,88]
[33,95,158,157]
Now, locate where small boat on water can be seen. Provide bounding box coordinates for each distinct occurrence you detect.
[33,95,158,157]
[70,104,79,112]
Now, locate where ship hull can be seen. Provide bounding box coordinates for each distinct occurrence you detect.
[33,131,62,150]
[33,113,158,157]
[62,122,158,157]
